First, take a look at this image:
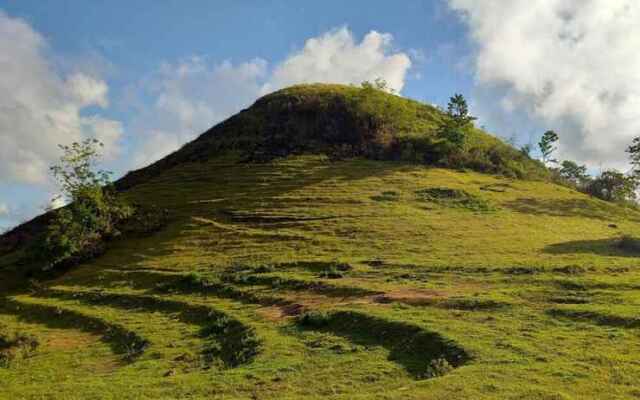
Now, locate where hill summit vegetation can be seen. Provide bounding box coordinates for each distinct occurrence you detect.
[2,83,640,399]
[116,83,548,190]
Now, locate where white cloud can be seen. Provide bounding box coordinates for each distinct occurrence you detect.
[449,0,640,169]
[0,11,122,185]
[267,27,411,93]
[0,203,8,217]
[128,27,412,167]
[67,73,109,108]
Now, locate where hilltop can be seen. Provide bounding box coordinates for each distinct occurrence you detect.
[1,84,640,399]
[115,83,547,189]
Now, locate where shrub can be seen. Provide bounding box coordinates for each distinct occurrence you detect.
[436,94,476,152]
[557,160,590,188]
[38,187,132,269]
[297,311,331,328]
[585,170,638,203]
[416,187,494,212]
[35,139,134,270]
[424,358,454,378]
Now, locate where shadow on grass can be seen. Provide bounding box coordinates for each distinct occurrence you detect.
[544,238,640,258]
[32,289,261,368]
[296,310,469,379]
[222,272,380,298]
[0,297,148,362]
[503,197,640,222]
[547,308,640,329]
[154,272,294,309]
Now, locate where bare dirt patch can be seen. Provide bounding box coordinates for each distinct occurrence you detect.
[257,303,305,321]
[46,331,100,351]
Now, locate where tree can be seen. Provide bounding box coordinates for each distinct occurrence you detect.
[50,139,112,203]
[585,169,637,203]
[447,93,476,127]
[438,93,476,149]
[538,130,559,165]
[40,138,132,269]
[559,160,590,187]
[626,136,640,177]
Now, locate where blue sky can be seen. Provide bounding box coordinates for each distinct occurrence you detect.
[1,1,639,230]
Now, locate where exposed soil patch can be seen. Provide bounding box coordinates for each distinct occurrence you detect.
[46,331,101,351]
[257,303,305,322]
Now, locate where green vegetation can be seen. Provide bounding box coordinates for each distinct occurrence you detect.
[437,93,476,151]
[37,139,133,270]
[1,84,640,398]
[585,169,638,204]
[113,83,548,191]
[0,325,39,368]
[538,130,559,165]
[557,160,589,188]
[415,187,495,211]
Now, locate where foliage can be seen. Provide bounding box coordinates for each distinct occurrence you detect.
[416,187,495,212]
[558,160,590,188]
[538,130,559,165]
[39,139,133,269]
[446,94,476,127]
[424,358,454,378]
[519,144,532,158]
[585,169,637,203]
[50,139,112,203]
[113,84,548,190]
[437,93,476,151]
[626,136,640,178]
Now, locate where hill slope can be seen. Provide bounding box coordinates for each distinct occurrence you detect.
[2,85,640,399]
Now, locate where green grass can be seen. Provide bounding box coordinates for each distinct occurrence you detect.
[1,155,640,398]
[2,84,640,398]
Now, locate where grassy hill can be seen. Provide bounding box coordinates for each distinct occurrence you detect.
[2,84,640,399]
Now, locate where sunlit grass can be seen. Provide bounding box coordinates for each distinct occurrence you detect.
[1,155,640,399]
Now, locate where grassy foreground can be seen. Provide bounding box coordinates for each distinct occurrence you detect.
[1,155,640,399]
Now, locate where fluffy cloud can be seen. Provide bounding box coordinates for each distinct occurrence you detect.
[449,0,640,169]
[128,27,412,167]
[0,11,122,185]
[0,203,8,217]
[267,27,411,93]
